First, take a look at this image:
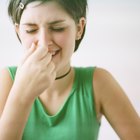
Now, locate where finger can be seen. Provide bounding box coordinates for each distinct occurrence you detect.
[20,43,36,65]
[31,45,49,61]
[47,62,55,73]
[39,52,52,66]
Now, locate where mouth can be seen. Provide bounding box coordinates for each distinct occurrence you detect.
[49,50,60,57]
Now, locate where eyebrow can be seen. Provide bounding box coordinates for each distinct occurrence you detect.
[48,20,66,25]
[22,20,66,26]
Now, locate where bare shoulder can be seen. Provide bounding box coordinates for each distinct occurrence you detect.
[93,67,116,86]
[93,67,140,139]
[93,67,125,98]
[92,67,117,120]
[0,67,13,117]
[93,67,134,112]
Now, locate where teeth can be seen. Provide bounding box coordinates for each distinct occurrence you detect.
[49,50,60,56]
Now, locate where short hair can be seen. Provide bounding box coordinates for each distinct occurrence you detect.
[8,0,88,51]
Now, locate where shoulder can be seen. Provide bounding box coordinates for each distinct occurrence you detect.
[0,67,13,86]
[93,67,124,114]
[0,67,13,116]
[93,68,140,138]
[92,67,115,118]
[94,67,113,81]
[93,67,128,114]
[93,67,119,92]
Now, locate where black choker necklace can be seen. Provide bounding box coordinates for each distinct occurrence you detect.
[55,67,71,80]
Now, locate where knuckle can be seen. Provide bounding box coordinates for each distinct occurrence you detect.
[51,62,55,69]
[47,53,52,60]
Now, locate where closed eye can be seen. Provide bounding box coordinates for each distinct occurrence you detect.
[26,29,38,34]
[50,27,65,32]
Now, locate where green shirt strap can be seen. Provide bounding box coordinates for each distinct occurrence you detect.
[7,66,17,81]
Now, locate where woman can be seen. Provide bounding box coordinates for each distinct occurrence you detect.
[0,0,140,139]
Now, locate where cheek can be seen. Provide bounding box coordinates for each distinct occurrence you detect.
[54,31,76,50]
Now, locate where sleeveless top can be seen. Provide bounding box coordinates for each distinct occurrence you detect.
[7,66,100,140]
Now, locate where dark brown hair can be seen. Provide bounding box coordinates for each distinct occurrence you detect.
[8,0,88,51]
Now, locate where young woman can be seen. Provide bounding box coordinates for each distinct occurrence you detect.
[0,0,140,140]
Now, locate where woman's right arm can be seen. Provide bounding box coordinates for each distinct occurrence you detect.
[0,68,34,140]
[0,44,56,140]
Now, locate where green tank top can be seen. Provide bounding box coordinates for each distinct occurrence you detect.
[7,66,100,140]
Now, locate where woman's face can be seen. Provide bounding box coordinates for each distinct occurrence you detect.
[16,1,85,71]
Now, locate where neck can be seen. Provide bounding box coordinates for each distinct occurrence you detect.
[46,67,74,95]
[55,67,71,80]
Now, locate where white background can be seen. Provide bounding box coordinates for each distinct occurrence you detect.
[0,0,140,139]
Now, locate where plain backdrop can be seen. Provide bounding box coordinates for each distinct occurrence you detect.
[0,0,140,139]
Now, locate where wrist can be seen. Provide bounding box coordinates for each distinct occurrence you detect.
[10,83,35,106]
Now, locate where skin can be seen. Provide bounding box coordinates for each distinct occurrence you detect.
[0,1,140,140]
[17,1,83,76]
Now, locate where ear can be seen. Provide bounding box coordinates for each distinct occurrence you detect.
[15,23,22,42]
[15,23,20,35]
[76,17,86,40]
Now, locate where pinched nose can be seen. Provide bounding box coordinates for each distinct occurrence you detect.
[37,29,53,48]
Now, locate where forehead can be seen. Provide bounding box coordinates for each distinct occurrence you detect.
[20,1,73,24]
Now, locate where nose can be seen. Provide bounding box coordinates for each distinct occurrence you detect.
[37,29,52,48]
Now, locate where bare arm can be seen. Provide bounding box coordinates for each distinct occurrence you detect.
[0,44,56,140]
[0,70,34,139]
[93,68,140,140]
